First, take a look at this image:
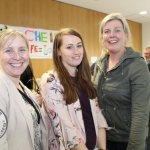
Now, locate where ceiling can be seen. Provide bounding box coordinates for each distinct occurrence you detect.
[56,0,150,24]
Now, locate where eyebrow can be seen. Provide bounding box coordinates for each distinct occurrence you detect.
[66,42,82,46]
[77,42,82,44]
[4,46,27,49]
[19,46,28,48]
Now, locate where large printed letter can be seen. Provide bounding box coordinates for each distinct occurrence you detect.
[41,32,47,42]
[25,30,34,41]
[35,31,41,41]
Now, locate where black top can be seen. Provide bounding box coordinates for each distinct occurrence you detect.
[20,65,34,89]
[72,77,96,150]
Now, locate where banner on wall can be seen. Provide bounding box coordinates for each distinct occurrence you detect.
[0,24,58,59]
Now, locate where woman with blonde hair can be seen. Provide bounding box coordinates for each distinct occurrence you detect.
[0,29,48,150]
[93,13,150,150]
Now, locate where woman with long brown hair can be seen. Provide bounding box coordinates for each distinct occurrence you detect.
[40,28,108,150]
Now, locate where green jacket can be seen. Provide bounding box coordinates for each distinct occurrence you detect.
[93,47,150,150]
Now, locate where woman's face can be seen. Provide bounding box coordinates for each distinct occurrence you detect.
[102,19,128,54]
[0,35,29,78]
[59,35,84,75]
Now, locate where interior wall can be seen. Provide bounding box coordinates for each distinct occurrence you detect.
[0,0,142,78]
[128,20,142,52]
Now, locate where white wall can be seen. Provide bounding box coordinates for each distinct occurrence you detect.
[142,22,150,54]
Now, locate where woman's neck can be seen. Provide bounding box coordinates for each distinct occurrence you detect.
[63,63,77,77]
[107,48,126,71]
[67,68,77,77]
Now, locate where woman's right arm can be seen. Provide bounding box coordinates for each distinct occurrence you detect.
[40,72,88,150]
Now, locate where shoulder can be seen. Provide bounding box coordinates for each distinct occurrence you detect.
[123,48,146,70]
[0,77,6,86]
[93,55,108,82]
[94,54,108,72]
[129,57,147,71]
[126,57,150,84]
[41,70,58,81]
[41,70,56,85]
[97,54,108,64]
[0,77,11,108]
[40,70,63,92]
[0,74,11,92]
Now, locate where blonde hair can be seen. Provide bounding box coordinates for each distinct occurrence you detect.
[99,13,133,55]
[0,29,29,51]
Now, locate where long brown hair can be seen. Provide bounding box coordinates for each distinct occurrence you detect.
[53,28,96,104]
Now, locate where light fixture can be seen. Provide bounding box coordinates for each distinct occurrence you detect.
[91,56,97,63]
[140,11,147,15]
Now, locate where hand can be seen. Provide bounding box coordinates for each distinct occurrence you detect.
[32,91,42,107]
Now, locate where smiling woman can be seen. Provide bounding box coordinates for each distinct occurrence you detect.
[0,29,48,150]
[93,13,150,150]
[0,34,29,78]
[58,34,84,77]
[40,28,108,150]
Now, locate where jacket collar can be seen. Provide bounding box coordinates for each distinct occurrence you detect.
[20,81,48,130]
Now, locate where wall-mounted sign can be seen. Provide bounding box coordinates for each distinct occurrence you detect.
[0,24,58,59]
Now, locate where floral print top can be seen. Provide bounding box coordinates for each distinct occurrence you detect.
[40,70,108,150]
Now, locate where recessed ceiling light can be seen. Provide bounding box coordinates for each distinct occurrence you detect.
[140,11,147,15]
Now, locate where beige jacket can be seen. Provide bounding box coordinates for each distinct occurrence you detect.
[0,70,48,150]
[40,70,108,150]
